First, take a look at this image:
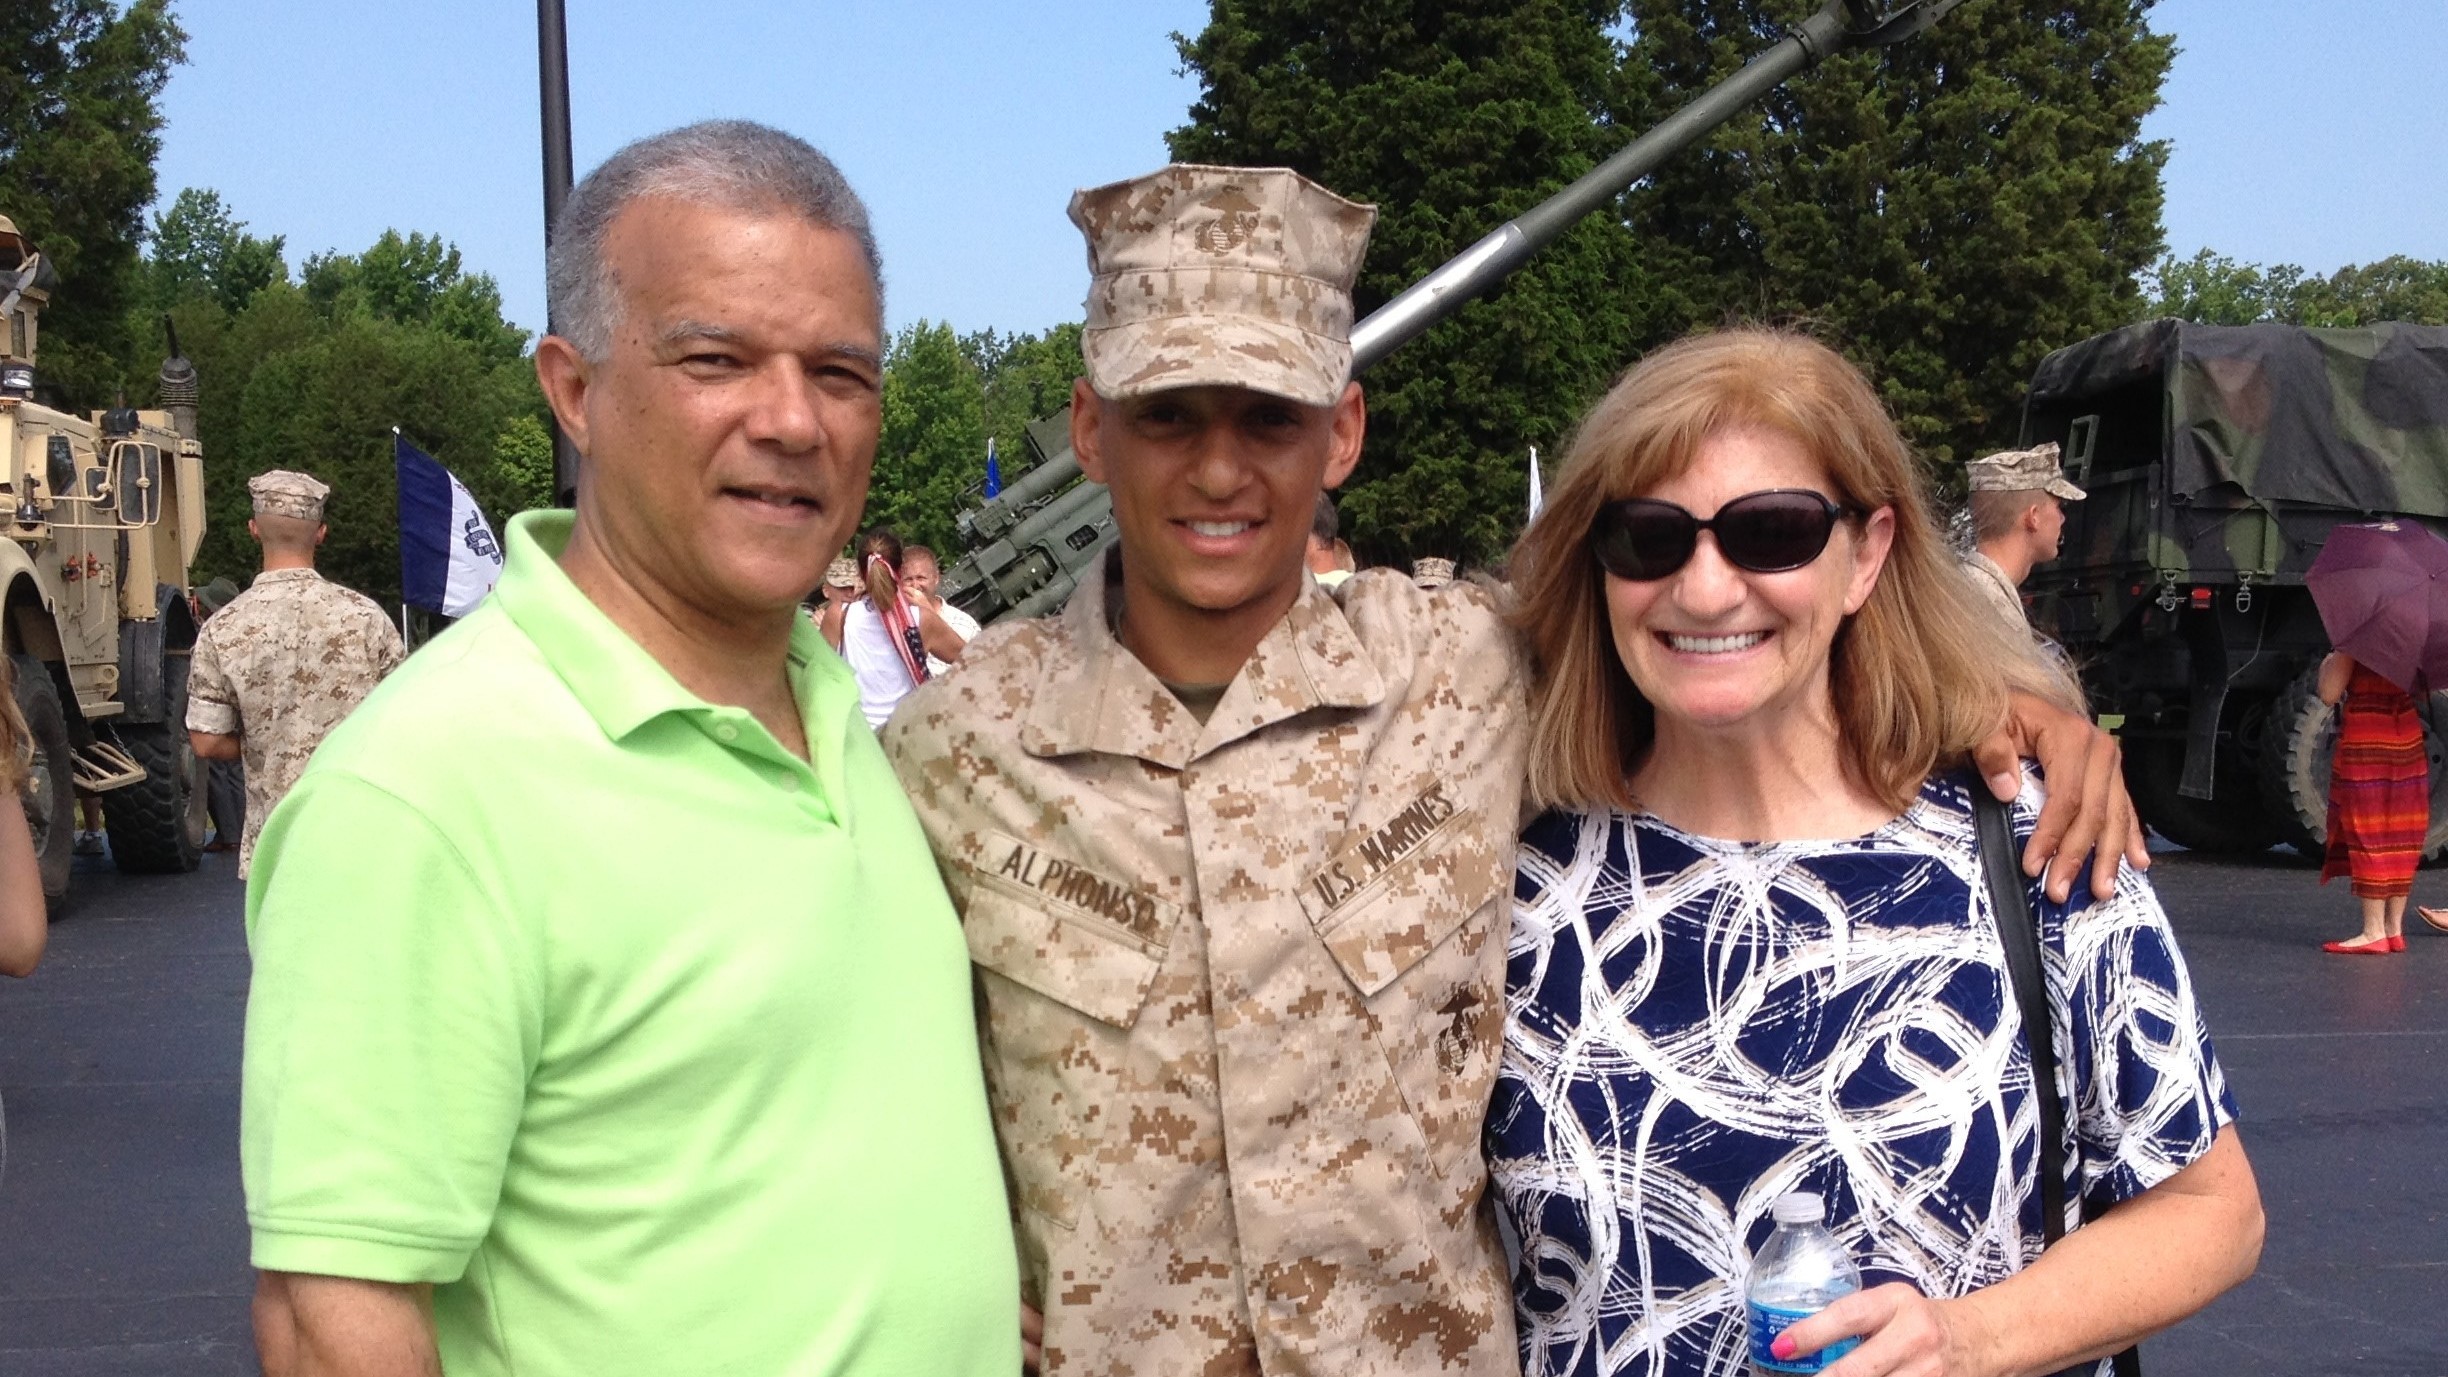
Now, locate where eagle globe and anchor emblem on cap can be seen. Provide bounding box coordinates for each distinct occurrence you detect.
[1190,186,1262,256]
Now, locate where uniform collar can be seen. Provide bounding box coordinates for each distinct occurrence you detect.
[250,567,324,587]
[489,510,849,747]
[1967,549,2020,596]
[1019,546,1385,768]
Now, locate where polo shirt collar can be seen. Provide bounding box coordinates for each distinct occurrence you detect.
[489,511,846,748]
[1020,545,1384,768]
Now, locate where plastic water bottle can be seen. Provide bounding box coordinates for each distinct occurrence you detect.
[1746,1192,1863,1375]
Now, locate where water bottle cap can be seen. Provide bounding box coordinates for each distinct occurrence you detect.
[1771,1192,1826,1225]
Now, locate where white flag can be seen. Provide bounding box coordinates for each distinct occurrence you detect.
[1528,445,1544,521]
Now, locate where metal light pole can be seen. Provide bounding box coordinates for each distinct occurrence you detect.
[537,0,579,505]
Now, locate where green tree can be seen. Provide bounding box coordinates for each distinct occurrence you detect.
[966,321,1087,483]
[302,230,528,368]
[2143,250,2448,328]
[489,414,558,516]
[870,320,988,552]
[142,186,286,314]
[161,226,547,610]
[1172,0,1667,566]
[1618,0,2174,465]
[0,0,186,407]
[2135,249,2289,326]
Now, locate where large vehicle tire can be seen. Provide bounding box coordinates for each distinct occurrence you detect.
[105,651,205,874]
[2259,663,2448,861]
[2122,733,2280,854]
[11,654,75,899]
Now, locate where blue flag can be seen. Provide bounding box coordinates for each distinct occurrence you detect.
[984,437,1001,500]
[396,431,504,617]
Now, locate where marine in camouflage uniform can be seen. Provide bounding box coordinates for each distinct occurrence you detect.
[883,166,1526,1375]
[186,471,405,876]
[1963,442,2084,628]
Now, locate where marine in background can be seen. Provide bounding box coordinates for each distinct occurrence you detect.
[1965,441,2085,624]
[185,470,405,876]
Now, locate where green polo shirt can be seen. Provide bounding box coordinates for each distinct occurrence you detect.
[241,511,1016,1377]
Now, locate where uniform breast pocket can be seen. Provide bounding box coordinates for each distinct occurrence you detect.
[961,882,1169,1028]
[961,882,1180,1240]
[1300,812,1509,1178]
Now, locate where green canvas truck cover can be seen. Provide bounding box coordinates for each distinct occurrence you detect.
[2027,319,2448,518]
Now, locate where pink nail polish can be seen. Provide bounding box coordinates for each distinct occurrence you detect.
[1771,1334,1798,1361]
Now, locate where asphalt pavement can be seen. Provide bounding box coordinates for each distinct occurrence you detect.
[0,844,2442,1376]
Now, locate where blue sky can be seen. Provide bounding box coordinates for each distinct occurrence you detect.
[149,0,2448,342]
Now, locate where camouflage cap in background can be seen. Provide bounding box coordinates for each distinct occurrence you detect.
[1068,164,1377,408]
[248,469,331,522]
[823,557,860,590]
[1966,442,2084,501]
[1412,556,1456,588]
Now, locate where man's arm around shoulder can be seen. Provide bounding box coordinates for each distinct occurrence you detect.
[255,1272,439,1377]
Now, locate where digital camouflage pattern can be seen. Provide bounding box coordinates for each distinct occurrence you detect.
[1961,548,2027,628]
[882,554,1528,1377]
[186,568,405,875]
[247,469,330,523]
[1070,165,1376,408]
[1966,442,2083,500]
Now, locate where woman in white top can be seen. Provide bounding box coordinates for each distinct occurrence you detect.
[821,529,967,729]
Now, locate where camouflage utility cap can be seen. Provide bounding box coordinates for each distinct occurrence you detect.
[1967,443,2084,501]
[250,469,331,522]
[824,557,860,590]
[1070,163,1376,408]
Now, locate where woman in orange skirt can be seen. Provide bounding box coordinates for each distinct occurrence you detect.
[2319,652,2429,953]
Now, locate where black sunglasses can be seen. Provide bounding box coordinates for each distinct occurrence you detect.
[1590,489,1862,581]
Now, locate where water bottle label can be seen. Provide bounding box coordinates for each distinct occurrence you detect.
[1746,1302,1861,1374]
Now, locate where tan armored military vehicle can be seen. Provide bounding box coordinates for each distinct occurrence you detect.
[1,214,209,897]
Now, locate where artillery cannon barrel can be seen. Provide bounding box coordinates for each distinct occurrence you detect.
[1351,0,1892,369]
[1263,0,1971,380]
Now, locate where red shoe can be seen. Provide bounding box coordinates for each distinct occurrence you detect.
[2391,935,2409,952]
[2323,936,2396,955]
[2419,907,2448,934]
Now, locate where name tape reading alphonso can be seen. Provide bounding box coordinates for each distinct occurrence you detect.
[974,830,1179,950]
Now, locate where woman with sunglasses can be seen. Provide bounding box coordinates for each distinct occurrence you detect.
[1491,329,2262,1377]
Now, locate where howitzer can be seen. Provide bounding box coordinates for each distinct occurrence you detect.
[941,0,1969,625]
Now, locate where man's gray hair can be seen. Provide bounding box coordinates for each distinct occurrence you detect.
[546,120,882,359]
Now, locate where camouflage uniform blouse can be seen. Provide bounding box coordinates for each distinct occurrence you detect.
[1962,550,2028,627]
[884,556,1529,1377]
[187,568,405,875]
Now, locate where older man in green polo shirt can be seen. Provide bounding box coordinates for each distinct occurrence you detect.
[239,121,1016,1377]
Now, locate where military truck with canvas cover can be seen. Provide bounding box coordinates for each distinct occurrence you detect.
[2020,318,2448,856]
[1,215,211,898]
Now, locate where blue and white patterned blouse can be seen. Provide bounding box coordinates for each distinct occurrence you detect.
[1488,770,2236,1377]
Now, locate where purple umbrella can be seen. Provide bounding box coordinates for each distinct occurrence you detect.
[2306,521,2448,695]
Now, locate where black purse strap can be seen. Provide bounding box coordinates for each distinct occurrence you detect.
[1970,786,2141,1377]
